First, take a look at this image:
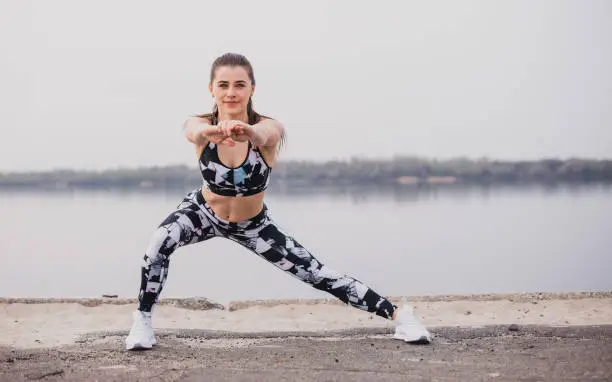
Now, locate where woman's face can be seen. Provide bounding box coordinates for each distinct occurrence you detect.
[209,65,254,118]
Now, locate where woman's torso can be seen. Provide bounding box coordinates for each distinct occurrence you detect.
[197,140,276,222]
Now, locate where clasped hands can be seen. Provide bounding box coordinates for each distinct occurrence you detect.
[203,120,264,147]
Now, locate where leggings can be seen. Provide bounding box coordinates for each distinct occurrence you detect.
[138,188,396,319]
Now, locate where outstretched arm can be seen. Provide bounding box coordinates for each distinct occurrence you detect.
[251,118,285,148]
[183,117,236,147]
[220,118,285,148]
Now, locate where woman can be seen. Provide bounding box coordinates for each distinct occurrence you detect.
[125,53,431,350]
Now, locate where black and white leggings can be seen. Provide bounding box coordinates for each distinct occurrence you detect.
[138,188,396,319]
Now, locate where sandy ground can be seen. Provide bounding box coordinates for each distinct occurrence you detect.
[1,292,610,349]
[1,292,611,381]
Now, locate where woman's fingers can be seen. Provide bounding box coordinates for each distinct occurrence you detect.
[230,125,245,135]
[204,125,235,146]
[216,135,235,146]
[223,121,237,137]
[206,120,252,146]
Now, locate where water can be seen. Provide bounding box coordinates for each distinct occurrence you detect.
[1,184,611,303]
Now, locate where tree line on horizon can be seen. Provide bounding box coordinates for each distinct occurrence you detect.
[1,157,611,190]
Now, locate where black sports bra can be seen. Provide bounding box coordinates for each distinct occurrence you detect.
[199,141,271,197]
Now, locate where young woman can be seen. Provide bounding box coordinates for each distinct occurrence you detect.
[125,53,431,350]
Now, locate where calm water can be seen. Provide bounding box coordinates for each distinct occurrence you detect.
[1,184,611,303]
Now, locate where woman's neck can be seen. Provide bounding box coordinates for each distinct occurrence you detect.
[217,110,248,123]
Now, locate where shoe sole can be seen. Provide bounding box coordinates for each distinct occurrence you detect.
[393,334,432,345]
[126,341,153,351]
[405,336,431,345]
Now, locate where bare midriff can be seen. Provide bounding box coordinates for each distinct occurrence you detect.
[201,188,265,222]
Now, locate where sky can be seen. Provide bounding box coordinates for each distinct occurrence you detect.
[1,0,611,172]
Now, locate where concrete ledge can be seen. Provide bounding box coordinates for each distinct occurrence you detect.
[79,324,612,343]
[1,291,610,311]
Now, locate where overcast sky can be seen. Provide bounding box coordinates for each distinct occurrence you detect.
[1,0,610,172]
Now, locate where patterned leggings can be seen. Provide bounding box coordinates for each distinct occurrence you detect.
[138,189,396,319]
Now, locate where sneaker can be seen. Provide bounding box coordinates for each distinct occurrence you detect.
[125,310,156,350]
[393,306,432,344]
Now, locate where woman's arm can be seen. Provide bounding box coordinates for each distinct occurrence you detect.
[253,118,284,148]
[221,118,285,148]
[183,117,235,147]
[183,117,211,146]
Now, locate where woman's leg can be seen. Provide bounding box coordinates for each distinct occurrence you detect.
[127,190,218,350]
[228,214,431,344]
[138,192,217,312]
[228,216,396,319]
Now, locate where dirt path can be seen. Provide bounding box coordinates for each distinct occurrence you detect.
[2,325,611,381]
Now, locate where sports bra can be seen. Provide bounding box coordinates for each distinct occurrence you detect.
[199,141,271,197]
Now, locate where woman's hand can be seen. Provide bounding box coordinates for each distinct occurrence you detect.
[184,117,235,147]
[185,117,282,148]
[200,124,236,147]
[219,120,266,147]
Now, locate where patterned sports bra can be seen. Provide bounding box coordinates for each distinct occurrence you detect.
[199,141,272,197]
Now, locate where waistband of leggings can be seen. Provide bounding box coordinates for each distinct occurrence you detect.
[194,188,268,230]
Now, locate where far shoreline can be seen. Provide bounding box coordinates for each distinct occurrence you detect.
[1,157,611,191]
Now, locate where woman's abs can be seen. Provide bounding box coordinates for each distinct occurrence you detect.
[201,188,265,222]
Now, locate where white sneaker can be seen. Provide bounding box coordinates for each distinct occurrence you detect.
[125,310,156,350]
[393,306,432,344]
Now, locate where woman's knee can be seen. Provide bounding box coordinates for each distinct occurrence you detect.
[144,225,179,266]
[311,265,342,281]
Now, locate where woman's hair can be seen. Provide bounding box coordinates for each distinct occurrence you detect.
[197,53,285,150]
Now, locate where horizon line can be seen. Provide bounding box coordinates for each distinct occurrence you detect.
[2,155,612,174]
